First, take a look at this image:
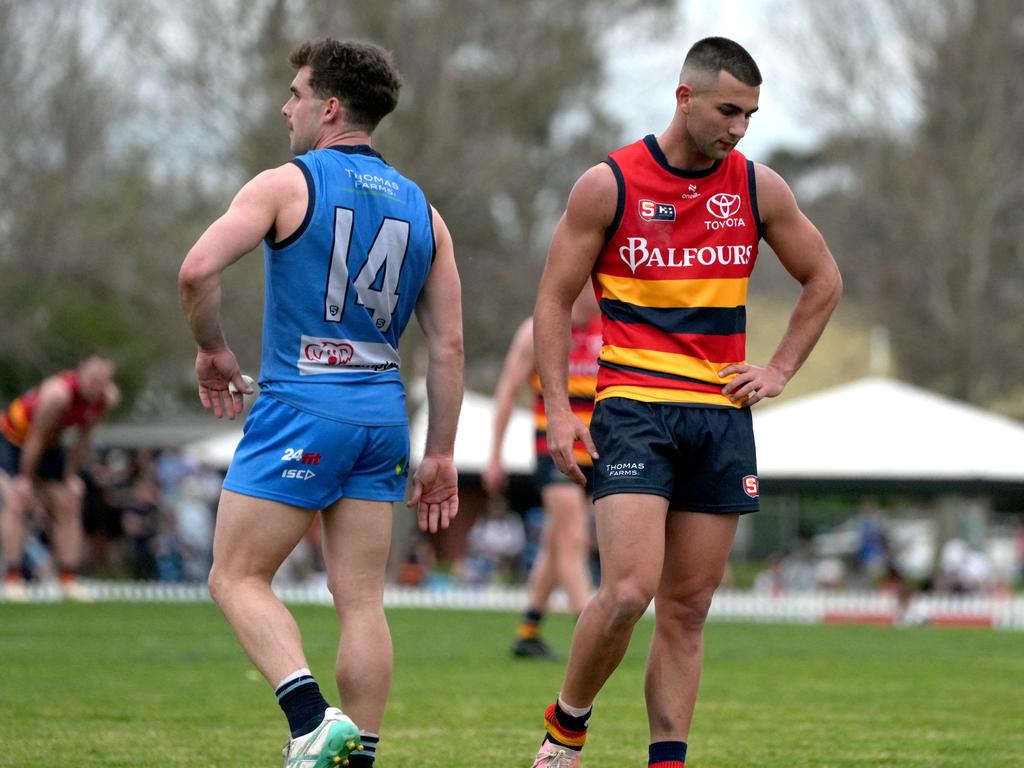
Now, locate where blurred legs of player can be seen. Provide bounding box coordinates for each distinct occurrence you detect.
[534,495,736,766]
[1,472,89,602]
[513,483,592,659]
[41,478,91,600]
[1,472,30,601]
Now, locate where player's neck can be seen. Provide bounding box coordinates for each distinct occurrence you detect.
[654,124,716,172]
[315,127,373,150]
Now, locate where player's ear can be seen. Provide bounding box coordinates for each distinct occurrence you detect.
[323,96,343,122]
[675,83,694,113]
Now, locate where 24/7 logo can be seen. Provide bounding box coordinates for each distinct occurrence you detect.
[280,447,320,480]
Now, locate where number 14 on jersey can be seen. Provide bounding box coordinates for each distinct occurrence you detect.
[325,208,410,333]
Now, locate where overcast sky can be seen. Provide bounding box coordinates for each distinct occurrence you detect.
[602,0,818,161]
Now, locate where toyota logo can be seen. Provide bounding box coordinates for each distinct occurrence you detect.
[706,193,742,219]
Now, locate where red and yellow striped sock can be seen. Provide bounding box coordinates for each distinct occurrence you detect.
[517,608,543,639]
[543,701,589,750]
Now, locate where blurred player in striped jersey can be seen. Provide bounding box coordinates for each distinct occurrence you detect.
[483,288,601,659]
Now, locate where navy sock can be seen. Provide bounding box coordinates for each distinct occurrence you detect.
[347,731,379,765]
[648,740,687,767]
[518,608,544,639]
[275,675,330,738]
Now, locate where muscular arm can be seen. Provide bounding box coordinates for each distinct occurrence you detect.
[534,163,616,483]
[178,163,305,418]
[482,318,535,494]
[720,163,843,404]
[408,207,464,532]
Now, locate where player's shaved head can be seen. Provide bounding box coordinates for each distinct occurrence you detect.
[679,37,762,90]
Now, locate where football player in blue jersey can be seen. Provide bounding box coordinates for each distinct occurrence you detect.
[179,38,463,768]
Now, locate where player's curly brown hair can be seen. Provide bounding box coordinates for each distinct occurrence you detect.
[289,38,402,131]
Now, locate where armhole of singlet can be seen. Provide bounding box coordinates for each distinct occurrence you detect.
[266,158,316,250]
[425,194,438,264]
[603,157,626,246]
[747,159,765,242]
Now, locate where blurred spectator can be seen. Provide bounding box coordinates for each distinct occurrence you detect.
[854,505,888,587]
[458,501,526,585]
[164,474,215,582]
[753,552,785,594]
[939,538,997,594]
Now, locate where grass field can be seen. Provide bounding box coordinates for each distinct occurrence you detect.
[1,602,1022,767]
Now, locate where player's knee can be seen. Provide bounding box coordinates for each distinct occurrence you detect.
[661,589,715,633]
[207,564,228,605]
[602,581,654,626]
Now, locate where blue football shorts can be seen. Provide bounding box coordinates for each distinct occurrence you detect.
[589,397,760,514]
[223,395,410,510]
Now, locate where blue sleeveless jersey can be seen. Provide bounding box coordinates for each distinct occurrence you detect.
[257,145,435,425]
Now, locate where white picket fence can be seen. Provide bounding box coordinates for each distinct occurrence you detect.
[6,580,1023,631]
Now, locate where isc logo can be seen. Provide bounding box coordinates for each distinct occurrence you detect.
[282,468,316,480]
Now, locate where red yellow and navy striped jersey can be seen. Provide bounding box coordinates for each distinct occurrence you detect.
[531,315,602,465]
[593,135,762,407]
[1,371,108,447]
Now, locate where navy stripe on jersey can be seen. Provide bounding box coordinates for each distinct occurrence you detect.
[643,134,722,179]
[603,157,626,246]
[598,359,720,388]
[425,199,437,264]
[600,298,746,337]
[746,159,764,241]
[327,144,384,160]
[268,160,316,250]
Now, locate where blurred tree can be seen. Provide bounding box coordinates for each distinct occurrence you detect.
[0,0,675,413]
[0,0,208,409]
[772,0,1024,410]
[164,0,675,390]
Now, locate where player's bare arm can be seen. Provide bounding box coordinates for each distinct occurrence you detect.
[534,163,616,484]
[482,318,535,495]
[408,207,464,533]
[179,164,306,419]
[720,163,843,405]
[12,377,71,503]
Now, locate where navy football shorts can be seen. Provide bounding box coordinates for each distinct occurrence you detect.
[534,453,594,493]
[223,395,410,510]
[0,434,66,481]
[589,397,759,514]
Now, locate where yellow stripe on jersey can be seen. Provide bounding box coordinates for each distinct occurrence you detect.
[597,385,741,408]
[597,274,749,309]
[601,345,743,383]
[534,412,594,431]
[567,374,597,398]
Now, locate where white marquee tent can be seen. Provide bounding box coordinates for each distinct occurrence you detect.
[185,377,1024,492]
[752,377,1024,487]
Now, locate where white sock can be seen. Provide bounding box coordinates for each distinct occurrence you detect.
[557,695,591,717]
[275,667,312,690]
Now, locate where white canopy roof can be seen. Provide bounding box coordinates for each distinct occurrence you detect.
[752,377,1024,482]
[188,377,1024,485]
[409,387,535,474]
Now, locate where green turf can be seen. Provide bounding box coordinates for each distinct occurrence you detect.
[0,602,1022,767]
